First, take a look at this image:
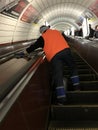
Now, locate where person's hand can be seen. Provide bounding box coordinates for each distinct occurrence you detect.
[14,51,31,60]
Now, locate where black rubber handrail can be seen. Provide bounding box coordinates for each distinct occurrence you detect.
[0,40,36,59]
[0,40,36,64]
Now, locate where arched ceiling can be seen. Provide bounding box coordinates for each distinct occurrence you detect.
[29,0,96,30]
[0,0,97,31]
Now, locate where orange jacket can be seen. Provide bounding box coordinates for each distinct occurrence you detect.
[42,29,69,61]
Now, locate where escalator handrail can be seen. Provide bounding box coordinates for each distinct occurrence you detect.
[0,40,36,59]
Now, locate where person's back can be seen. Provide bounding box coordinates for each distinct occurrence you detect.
[42,29,69,61]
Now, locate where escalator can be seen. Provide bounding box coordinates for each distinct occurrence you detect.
[0,48,50,130]
[48,50,98,130]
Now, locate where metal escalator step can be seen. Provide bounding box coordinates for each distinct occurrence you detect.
[80,81,98,83]
[76,62,87,65]
[49,128,98,130]
[78,69,94,74]
[64,69,94,75]
[64,64,89,69]
[66,81,98,91]
[52,91,98,105]
[80,81,98,90]
[79,74,98,81]
[77,65,90,69]
[48,121,98,130]
[66,91,98,105]
[51,105,98,121]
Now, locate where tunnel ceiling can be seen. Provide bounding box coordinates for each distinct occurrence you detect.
[0,0,97,31]
[29,0,96,30]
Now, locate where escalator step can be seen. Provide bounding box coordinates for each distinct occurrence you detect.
[64,69,94,75]
[51,105,98,121]
[49,128,98,130]
[80,81,98,90]
[48,127,98,130]
[76,62,87,65]
[77,65,90,69]
[48,121,98,130]
[79,74,98,81]
[52,91,98,105]
[66,91,98,104]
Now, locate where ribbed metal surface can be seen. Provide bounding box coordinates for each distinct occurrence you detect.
[31,0,95,30]
[49,128,98,130]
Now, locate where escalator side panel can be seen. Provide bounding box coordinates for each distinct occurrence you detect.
[0,61,50,130]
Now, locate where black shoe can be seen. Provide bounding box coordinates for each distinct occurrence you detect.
[57,97,67,105]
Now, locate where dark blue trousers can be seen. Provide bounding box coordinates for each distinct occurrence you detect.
[50,48,79,99]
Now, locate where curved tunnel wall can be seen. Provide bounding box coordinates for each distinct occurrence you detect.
[0,13,40,45]
[0,14,38,45]
[1,0,98,46]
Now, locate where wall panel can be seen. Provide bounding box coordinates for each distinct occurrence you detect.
[0,13,40,45]
[0,14,17,44]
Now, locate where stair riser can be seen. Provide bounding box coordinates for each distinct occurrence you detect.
[51,107,98,121]
[80,83,98,90]
[66,83,98,91]
[64,70,94,75]
[67,92,98,104]
[79,75,98,81]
